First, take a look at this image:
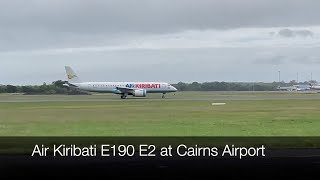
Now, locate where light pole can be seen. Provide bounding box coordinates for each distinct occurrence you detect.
[278,71,281,84]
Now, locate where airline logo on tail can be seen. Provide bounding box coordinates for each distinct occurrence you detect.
[68,74,77,80]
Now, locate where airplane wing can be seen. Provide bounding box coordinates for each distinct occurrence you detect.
[116,86,135,93]
[63,82,79,88]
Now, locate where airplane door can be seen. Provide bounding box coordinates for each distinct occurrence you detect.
[162,83,167,90]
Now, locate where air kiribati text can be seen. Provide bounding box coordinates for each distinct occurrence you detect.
[31,144,266,159]
[126,83,161,88]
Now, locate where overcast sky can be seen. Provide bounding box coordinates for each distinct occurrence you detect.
[1,0,320,85]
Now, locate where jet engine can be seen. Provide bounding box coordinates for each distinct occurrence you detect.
[132,89,147,97]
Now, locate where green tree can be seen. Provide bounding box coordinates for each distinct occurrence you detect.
[6,85,17,93]
[0,86,6,93]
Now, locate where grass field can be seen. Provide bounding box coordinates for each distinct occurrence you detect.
[1,92,320,136]
[0,91,319,100]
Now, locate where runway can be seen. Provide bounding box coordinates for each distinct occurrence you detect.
[2,96,320,102]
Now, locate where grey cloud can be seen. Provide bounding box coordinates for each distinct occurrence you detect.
[295,30,314,37]
[278,29,314,38]
[1,0,320,33]
[1,0,320,51]
[278,29,295,37]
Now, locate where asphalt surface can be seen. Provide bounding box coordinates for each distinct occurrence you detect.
[1,96,320,102]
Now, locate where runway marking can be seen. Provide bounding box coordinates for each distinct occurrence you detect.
[212,103,226,106]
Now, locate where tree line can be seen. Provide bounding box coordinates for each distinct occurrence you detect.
[173,82,278,91]
[0,80,89,95]
[174,80,316,91]
[0,80,316,94]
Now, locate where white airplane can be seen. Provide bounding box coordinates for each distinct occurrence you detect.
[309,83,320,90]
[63,66,178,99]
[277,85,296,91]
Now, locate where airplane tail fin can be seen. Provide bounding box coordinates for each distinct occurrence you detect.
[65,66,81,83]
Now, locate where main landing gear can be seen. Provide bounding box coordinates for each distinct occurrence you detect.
[162,93,166,99]
[121,94,128,99]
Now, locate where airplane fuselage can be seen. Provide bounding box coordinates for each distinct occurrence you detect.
[64,66,177,99]
[310,85,320,90]
[71,82,177,94]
